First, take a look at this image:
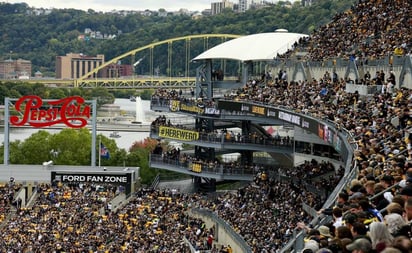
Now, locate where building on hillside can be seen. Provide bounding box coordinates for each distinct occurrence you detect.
[238,0,253,12]
[34,70,43,78]
[211,0,234,15]
[201,9,212,16]
[101,63,134,78]
[0,58,32,79]
[56,53,105,79]
[301,0,314,6]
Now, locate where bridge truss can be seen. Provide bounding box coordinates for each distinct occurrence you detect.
[75,34,241,88]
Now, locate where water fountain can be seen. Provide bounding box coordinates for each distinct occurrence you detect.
[132,96,146,124]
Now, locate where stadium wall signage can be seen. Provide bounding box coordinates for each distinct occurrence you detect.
[10,95,91,128]
[217,100,343,153]
[180,103,204,114]
[52,172,131,184]
[159,126,199,141]
[169,99,220,115]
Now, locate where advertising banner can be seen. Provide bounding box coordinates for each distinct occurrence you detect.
[159,126,199,141]
[180,103,205,114]
[217,100,346,152]
[169,100,181,112]
[52,172,131,184]
[10,95,91,128]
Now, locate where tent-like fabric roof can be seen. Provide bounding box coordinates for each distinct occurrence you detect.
[192,32,308,62]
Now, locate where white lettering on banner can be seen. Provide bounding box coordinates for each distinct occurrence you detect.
[62,175,85,182]
[241,104,250,112]
[267,110,276,117]
[205,107,220,115]
[87,175,104,182]
[278,111,301,125]
[302,119,309,128]
[104,176,127,183]
[60,175,128,183]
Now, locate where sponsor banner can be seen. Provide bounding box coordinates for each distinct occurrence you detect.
[204,107,220,115]
[159,126,199,141]
[10,95,91,128]
[169,100,181,112]
[278,110,301,125]
[277,109,315,131]
[180,103,204,114]
[216,100,349,160]
[218,101,312,129]
[191,162,202,173]
[317,123,342,151]
[52,172,130,184]
[250,105,266,115]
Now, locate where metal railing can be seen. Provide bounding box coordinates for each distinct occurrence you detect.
[150,173,160,190]
[150,154,255,177]
[150,125,294,149]
[190,208,252,253]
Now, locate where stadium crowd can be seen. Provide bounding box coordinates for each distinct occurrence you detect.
[147,64,412,252]
[306,0,411,61]
[0,176,329,252]
[0,183,206,252]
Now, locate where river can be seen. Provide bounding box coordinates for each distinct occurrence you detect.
[0,98,160,150]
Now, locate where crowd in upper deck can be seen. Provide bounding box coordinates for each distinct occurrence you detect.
[306,0,411,61]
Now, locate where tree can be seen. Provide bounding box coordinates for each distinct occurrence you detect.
[1,0,360,73]
[12,84,33,96]
[87,87,115,107]
[32,83,47,97]
[8,89,21,99]
[9,131,52,164]
[0,85,10,105]
[49,128,92,165]
[7,128,93,165]
[48,88,67,99]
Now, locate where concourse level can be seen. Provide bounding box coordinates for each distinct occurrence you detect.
[149,154,254,181]
[150,125,294,155]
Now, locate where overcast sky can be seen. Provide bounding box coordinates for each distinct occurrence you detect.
[6,0,215,12]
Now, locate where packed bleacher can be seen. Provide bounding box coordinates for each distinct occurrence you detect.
[212,67,412,251]
[0,175,330,253]
[148,63,412,253]
[306,0,411,61]
[0,183,200,252]
[0,180,21,223]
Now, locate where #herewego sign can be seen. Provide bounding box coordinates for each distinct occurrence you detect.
[9,95,91,128]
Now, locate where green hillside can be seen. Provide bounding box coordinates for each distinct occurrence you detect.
[0,0,356,76]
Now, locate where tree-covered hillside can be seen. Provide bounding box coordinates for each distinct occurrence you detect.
[0,0,356,75]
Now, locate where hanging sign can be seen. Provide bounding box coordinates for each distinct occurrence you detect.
[10,95,91,128]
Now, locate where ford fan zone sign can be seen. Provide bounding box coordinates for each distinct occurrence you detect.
[10,95,91,128]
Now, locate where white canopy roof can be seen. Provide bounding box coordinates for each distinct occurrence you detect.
[192,32,308,62]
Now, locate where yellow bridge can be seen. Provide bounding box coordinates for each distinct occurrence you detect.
[10,34,241,89]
